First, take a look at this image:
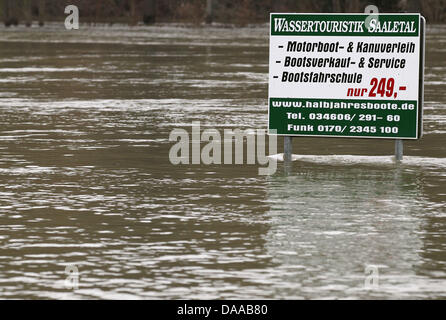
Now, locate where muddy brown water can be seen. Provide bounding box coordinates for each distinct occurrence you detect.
[0,23,444,299]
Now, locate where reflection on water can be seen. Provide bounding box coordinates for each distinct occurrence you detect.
[0,23,445,299]
[267,165,445,299]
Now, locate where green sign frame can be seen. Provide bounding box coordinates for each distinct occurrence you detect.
[268,13,425,140]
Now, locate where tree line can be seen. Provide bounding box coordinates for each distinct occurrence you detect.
[1,0,445,26]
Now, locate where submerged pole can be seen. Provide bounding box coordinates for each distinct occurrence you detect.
[284,136,293,175]
[142,0,156,25]
[395,139,403,161]
[284,136,293,163]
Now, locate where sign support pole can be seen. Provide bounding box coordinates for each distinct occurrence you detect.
[395,139,403,161]
[284,136,292,163]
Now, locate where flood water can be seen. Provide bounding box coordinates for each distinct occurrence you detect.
[0,22,445,299]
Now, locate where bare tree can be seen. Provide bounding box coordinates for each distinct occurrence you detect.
[38,0,45,26]
[332,0,342,12]
[404,0,422,12]
[129,0,136,25]
[205,0,214,23]
[143,0,156,24]
[345,0,360,12]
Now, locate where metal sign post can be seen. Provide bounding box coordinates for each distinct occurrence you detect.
[395,139,403,161]
[284,136,293,163]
